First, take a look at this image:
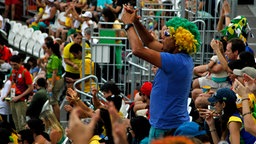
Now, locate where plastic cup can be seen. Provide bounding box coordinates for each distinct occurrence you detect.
[202,85,211,93]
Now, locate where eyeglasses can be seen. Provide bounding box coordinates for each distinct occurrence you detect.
[164,29,170,37]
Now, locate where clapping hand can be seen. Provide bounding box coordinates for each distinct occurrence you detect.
[68,107,100,143]
[108,102,129,144]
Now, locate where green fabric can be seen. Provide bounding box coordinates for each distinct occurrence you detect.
[26,88,48,118]
[57,135,66,144]
[211,77,227,83]
[67,28,76,36]
[46,54,62,78]
[99,29,116,44]
[99,29,122,69]
[115,43,122,70]
[32,25,40,31]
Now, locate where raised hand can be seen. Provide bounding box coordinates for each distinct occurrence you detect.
[68,107,100,143]
[210,39,223,51]
[233,78,252,99]
[243,74,256,93]
[222,0,230,15]
[121,5,138,24]
[108,102,129,144]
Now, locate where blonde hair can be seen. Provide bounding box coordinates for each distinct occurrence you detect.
[39,110,64,134]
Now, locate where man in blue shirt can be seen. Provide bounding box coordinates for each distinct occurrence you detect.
[121,6,201,142]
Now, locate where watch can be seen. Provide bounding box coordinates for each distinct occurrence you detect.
[124,23,134,31]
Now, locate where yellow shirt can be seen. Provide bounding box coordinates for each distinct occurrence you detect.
[89,135,101,144]
[65,17,72,27]
[81,55,95,92]
[80,54,97,92]
[63,42,81,74]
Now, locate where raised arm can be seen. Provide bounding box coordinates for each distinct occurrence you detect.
[210,39,232,73]
[233,78,256,136]
[67,88,94,117]
[68,107,100,144]
[133,16,163,51]
[217,0,231,31]
[121,6,162,67]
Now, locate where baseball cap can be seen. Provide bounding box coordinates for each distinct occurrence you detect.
[48,0,54,2]
[140,82,152,97]
[208,88,237,104]
[233,67,256,79]
[174,121,207,137]
[81,11,92,18]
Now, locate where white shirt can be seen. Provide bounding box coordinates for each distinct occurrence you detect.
[0,80,11,115]
[0,15,3,29]
[81,20,96,36]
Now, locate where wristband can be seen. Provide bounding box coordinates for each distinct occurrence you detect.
[242,112,251,117]
[124,23,134,31]
[209,129,216,132]
[242,98,250,102]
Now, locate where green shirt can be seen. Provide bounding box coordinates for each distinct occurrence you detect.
[46,54,62,79]
[26,88,48,118]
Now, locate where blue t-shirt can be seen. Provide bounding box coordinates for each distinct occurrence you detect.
[140,137,149,144]
[30,66,40,75]
[97,0,112,8]
[149,52,193,129]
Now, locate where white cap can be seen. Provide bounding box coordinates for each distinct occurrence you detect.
[233,67,256,78]
[81,11,92,18]
[48,0,54,3]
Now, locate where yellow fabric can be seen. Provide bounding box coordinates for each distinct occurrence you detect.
[65,17,72,27]
[85,43,90,48]
[11,133,19,144]
[89,135,101,144]
[78,0,86,4]
[236,93,256,109]
[113,20,122,44]
[84,42,91,55]
[80,56,95,92]
[63,42,81,74]
[228,116,242,124]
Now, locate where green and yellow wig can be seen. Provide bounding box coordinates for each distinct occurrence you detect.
[221,15,253,43]
[165,17,201,55]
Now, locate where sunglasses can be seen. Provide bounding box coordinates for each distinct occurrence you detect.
[164,29,170,37]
